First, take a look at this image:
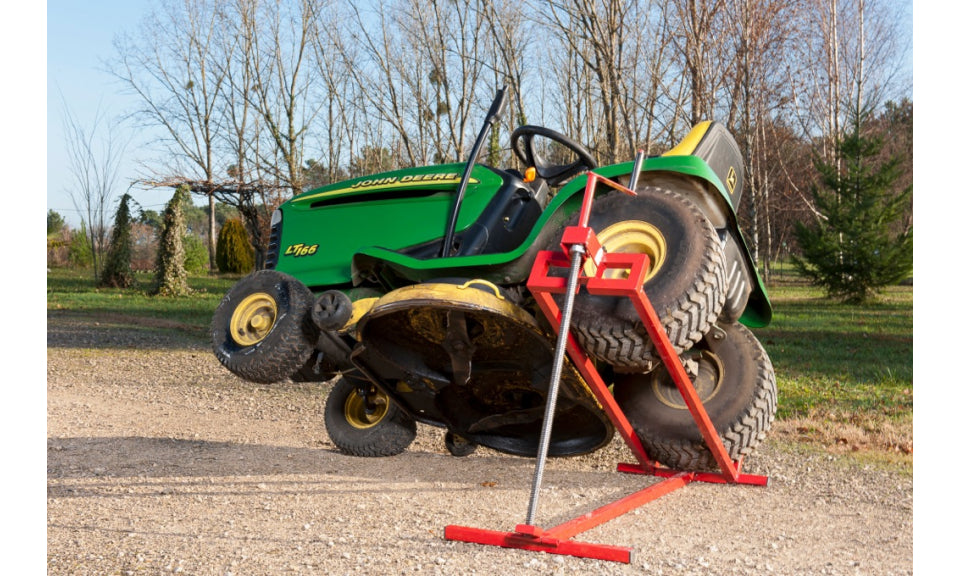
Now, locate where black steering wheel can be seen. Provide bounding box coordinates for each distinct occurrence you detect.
[510,125,598,186]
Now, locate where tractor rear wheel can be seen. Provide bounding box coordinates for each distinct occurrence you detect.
[563,186,726,372]
[211,270,316,384]
[613,322,777,471]
[324,377,417,457]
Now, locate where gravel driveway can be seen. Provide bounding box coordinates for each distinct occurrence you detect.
[47,312,913,575]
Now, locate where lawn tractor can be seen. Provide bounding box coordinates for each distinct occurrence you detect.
[211,88,776,472]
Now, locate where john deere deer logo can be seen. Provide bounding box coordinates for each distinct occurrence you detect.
[726,167,737,195]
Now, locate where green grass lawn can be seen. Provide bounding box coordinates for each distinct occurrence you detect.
[758,285,912,420]
[757,271,912,468]
[46,268,238,333]
[47,265,913,469]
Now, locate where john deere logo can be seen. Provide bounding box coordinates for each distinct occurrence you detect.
[726,167,737,195]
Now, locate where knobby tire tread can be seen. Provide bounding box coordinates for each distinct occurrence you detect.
[567,187,726,372]
[618,322,777,471]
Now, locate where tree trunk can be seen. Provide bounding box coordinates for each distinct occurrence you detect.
[207,194,216,273]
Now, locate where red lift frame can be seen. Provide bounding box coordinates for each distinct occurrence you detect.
[444,172,768,564]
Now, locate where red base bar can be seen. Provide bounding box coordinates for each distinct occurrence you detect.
[444,469,765,564]
[617,462,769,486]
[445,524,635,564]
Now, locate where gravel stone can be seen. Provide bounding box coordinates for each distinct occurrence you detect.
[47,312,913,575]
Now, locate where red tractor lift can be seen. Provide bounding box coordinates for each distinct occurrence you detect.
[444,169,768,564]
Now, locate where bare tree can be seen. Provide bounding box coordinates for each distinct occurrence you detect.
[341,0,488,167]
[792,0,903,153]
[402,0,488,162]
[307,1,357,186]
[722,0,804,279]
[112,0,325,270]
[629,0,686,150]
[111,0,232,272]
[336,0,418,166]
[537,0,641,163]
[212,0,277,267]
[663,0,730,127]
[548,31,600,149]
[479,0,532,124]
[60,100,128,283]
[98,0,911,282]
[244,0,321,197]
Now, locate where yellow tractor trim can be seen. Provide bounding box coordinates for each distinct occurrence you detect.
[662,121,712,157]
[343,297,380,333]
[368,281,535,327]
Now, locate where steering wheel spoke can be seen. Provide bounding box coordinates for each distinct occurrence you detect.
[510,125,598,186]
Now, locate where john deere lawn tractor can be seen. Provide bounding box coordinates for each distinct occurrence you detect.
[211,88,776,471]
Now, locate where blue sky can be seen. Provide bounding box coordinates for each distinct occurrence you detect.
[47,0,171,228]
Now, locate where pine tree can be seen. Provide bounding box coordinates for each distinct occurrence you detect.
[183,234,210,275]
[792,114,913,303]
[47,210,66,235]
[100,194,136,288]
[152,185,192,296]
[68,221,94,268]
[215,218,255,274]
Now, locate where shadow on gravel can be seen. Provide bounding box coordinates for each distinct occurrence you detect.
[45,435,652,524]
[47,435,543,484]
[46,434,667,533]
[48,436,327,480]
[47,311,208,352]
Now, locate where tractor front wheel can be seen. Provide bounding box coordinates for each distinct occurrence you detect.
[324,378,417,457]
[211,270,316,384]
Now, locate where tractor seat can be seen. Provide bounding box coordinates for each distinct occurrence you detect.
[663,121,745,210]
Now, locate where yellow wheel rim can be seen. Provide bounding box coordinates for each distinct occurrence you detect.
[229,292,278,346]
[652,350,724,409]
[344,389,389,429]
[586,220,667,280]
